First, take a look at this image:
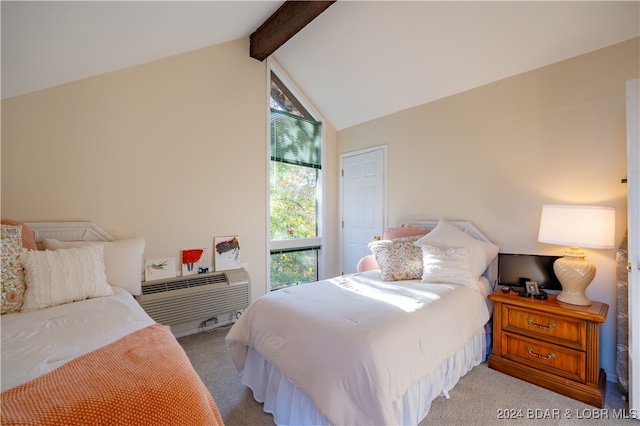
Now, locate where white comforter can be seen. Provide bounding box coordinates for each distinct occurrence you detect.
[226,271,491,426]
[1,286,155,391]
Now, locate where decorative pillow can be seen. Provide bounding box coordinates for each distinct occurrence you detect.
[414,219,499,278]
[420,245,477,289]
[20,245,113,312]
[368,236,424,281]
[1,219,37,250]
[1,225,27,314]
[383,224,429,240]
[356,254,380,272]
[42,238,145,295]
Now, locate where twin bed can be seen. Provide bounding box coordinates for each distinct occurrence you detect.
[1,218,498,426]
[1,220,223,425]
[226,219,499,425]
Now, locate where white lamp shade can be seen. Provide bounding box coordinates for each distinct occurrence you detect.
[538,205,615,249]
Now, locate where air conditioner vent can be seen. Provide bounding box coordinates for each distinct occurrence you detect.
[141,273,228,295]
[136,269,250,326]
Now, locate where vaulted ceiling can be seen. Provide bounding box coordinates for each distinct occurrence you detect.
[2,1,639,130]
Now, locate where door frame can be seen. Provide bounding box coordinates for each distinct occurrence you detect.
[626,78,639,412]
[339,145,387,275]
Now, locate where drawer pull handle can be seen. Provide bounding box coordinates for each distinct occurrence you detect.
[527,346,555,360]
[527,317,556,329]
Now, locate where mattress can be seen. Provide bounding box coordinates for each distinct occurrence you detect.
[1,286,154,391]
[226,270,492,425]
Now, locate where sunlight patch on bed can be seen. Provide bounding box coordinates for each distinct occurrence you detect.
[327,275,441,312]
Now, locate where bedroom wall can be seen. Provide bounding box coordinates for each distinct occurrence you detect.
[338,37,639,381]
[0,37,341,304]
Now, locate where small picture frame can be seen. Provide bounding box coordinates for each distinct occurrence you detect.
[144,257,176,281]
[526,281,539,296]
[181,248,211,276]
[214,236,241,272]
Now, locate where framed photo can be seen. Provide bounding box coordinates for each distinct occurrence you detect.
[214,236,241,271]
[526,281,539,296]
[144,257,176,281]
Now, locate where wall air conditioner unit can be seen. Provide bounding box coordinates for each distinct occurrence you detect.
[135,268,250,327]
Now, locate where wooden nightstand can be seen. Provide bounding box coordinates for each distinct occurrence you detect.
[488,290,608,408]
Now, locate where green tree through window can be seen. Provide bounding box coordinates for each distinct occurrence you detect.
[269,71,322,289]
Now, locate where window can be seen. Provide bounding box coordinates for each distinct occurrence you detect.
[269,71,322,290]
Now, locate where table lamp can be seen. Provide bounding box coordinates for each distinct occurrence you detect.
[537,205,615,306]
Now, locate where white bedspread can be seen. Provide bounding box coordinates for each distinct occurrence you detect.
[1,286,155,391]
[226,271,491,426]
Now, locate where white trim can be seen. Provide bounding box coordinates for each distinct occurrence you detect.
[339,145,388,274]
[266,59,328,284]
[265,59,273,295]
[270,238,321,252]
[268,60,326,122]
[408,220,488,242]
[25,221,115,248]
[340,145,388,230]
[626,78,639,412]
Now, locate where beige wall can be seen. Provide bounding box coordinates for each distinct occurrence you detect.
[2,31,636,379]
[339,37,639,379]
[1,38,340,302]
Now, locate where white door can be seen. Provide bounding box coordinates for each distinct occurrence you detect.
[340,147,386,275]
[626,78,639,413]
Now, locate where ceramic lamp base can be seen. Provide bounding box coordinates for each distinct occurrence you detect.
[553,253,595,306]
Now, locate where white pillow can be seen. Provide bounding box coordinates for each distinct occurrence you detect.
[43,238,145,295]
[414,219,499,278]
[20,245,113,312]
[420,245,477,289]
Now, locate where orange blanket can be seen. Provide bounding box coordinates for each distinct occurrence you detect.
[1,324,224,425]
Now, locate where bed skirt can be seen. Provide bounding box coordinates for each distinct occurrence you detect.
[242,326,489,426]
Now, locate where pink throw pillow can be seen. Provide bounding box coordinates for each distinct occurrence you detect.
[356,255,379,272]
[383,224,428,240]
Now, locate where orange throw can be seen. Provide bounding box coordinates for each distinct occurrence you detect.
[1,323,224,425]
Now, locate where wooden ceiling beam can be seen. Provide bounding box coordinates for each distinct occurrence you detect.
[250,1,336,61]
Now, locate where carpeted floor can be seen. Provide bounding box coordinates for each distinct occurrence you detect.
[178,327,635,425]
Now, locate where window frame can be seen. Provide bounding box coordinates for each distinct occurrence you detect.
[267,59,326,290]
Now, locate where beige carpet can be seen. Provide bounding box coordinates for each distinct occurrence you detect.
[178,327,635,425]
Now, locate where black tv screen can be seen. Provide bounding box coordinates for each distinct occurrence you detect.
[498,253,562,291]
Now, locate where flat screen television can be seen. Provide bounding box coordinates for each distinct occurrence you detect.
[497,253,562,291]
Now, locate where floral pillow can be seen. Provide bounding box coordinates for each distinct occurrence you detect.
[1,219,37,250]
[1,224,26,314]
[368,235,424,281]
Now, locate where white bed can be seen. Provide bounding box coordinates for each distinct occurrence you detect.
[0,220,223,425]
[1,285,155,391]
[226,220,499,425]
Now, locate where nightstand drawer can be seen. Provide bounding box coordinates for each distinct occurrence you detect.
[502,305,586,350]
[503,333,586,383]
[488,291,608,407]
